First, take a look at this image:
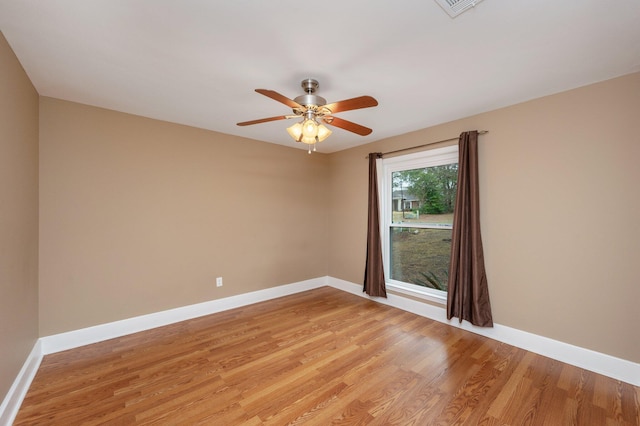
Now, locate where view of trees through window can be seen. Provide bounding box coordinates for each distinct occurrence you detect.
[390,164,458,291]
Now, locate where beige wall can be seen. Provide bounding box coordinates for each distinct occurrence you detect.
[328,72,640,363]
[0,33,39,398]
[39,98,329,335]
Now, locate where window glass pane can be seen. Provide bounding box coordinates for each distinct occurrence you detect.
[391,164,458,226]
[389,227,452,291]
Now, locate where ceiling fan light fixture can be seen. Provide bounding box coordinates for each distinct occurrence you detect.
[287,120,332,145]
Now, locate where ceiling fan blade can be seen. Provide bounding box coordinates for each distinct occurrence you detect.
[237,115,292,126]
[255,89,303,109]
[323,116,373,136]
[323,96,378,114]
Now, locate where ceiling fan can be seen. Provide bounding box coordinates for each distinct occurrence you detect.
[237,78,378,153]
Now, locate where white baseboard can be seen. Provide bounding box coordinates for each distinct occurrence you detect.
[0,340,43,426]
[41,276,328,355]
[327,276,640,387]
[4,274,637,425]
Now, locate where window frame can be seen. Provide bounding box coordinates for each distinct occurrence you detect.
[380,144,459,304]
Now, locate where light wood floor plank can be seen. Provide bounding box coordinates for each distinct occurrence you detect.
[14,287,640,425]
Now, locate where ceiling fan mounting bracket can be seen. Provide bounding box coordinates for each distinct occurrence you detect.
[300,78,319,94]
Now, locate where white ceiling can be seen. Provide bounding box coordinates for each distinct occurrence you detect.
[1,1,639,153]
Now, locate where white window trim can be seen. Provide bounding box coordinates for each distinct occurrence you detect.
[380,145,458,304]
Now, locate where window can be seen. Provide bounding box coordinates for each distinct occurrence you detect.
[381,145,458,302]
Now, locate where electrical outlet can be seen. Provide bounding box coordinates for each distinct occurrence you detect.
[216,277,223,287]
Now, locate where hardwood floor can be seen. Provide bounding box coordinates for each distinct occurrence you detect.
[15,287,640,425]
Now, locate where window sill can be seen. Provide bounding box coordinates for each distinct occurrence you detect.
[386,282,447,305]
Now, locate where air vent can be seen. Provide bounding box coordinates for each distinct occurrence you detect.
[434,0,484,18]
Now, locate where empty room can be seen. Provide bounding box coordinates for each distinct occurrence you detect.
[1,1,639,424]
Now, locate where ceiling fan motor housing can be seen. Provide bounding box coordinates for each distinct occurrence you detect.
[294,94,327,108]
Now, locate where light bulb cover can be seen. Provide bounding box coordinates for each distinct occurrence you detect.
[286,122,303,141]
[316,124,332,142]
[301,119,319,138]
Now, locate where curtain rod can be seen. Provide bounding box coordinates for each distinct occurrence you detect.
[366,130,489,158]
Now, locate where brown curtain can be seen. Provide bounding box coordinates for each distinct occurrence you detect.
[447,131,493,326]
[363,153,387,297]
